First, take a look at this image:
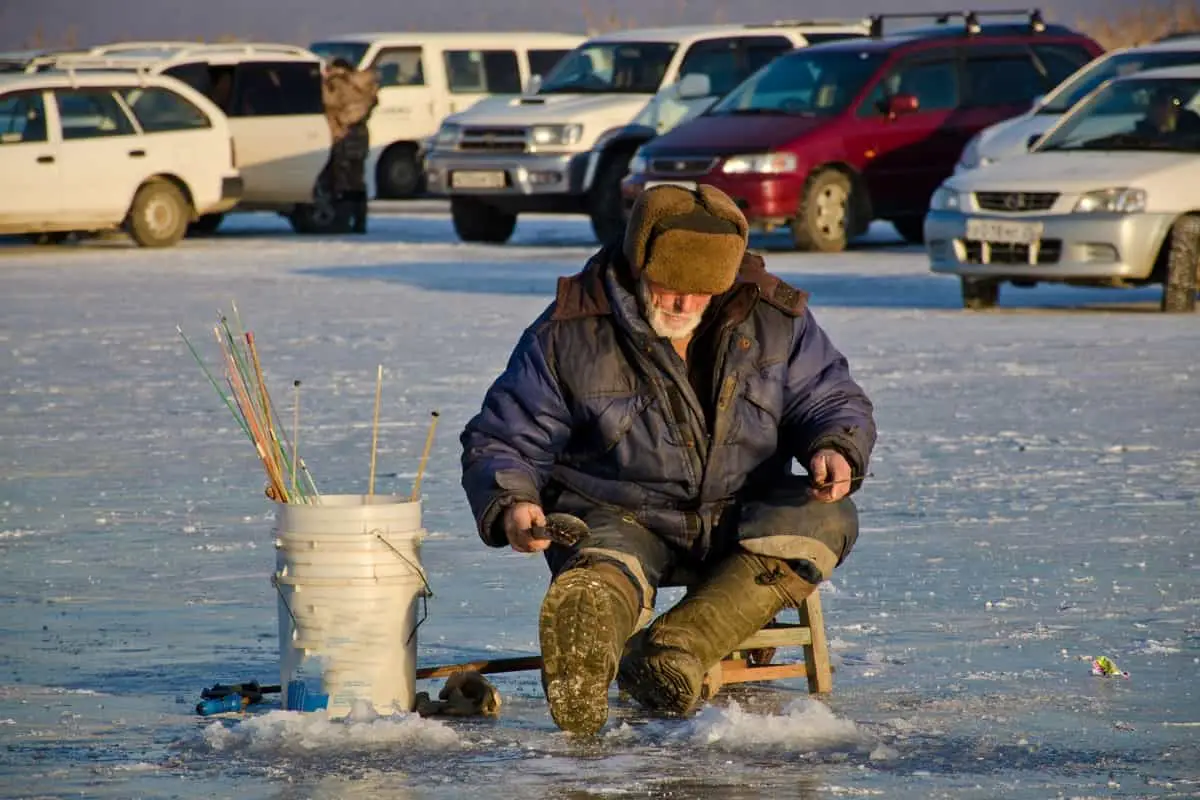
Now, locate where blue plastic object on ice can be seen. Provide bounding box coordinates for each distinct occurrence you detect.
[196,693,244,716]
[286,679,329,712]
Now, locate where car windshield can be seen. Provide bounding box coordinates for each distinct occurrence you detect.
[1037,77,1200,152]
[537,41,677,94]
[708,49,885,116]
[309,41,369,69]
[1039,49,1200,114]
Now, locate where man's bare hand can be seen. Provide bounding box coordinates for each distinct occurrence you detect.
[808,449,854,503]
[503,502,550,553]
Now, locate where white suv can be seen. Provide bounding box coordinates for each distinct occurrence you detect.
[309,31,584,199]
[423,20,869,244]
[45,43,336,234]
[0,70,241,247]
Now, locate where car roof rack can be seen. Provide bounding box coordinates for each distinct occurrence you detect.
[745,18,870,29]
[868,9,1047,38]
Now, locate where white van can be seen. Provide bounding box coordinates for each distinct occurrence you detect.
[0,70,241,247]
[422,20,870,244]
[46,43,336,234]
[308,32,584,198]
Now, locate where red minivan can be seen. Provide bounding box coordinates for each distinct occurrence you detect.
[621,12,1103,251]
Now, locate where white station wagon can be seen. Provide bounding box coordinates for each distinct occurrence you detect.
[926,66,1200,312]
[0,70,241,247]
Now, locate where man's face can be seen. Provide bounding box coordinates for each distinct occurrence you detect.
[639,278,713,340]
[1149,94,1179,131]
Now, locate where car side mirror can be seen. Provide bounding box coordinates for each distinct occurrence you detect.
[886,93,919,117]
[676,72,711,100]
[523,74,543,95]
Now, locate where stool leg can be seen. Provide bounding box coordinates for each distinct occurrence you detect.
[800,589,832,694]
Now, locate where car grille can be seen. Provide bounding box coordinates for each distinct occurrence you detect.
[458,127,527,152]
[648,156,717,177]
[975,191,1059,212]
[963,239,1062,265]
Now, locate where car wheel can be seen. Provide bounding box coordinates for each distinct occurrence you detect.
[961,276,1000,310]
[376,145,422,199]
[451,197,517,244]
[588,153,633,245]
[188,213,225,237]
[792,169,853,253]
[1162,215,1200,313]
[891,216,926,245]
[126,179,190,248]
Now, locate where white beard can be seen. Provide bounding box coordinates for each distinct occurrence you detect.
[638,282,705,340]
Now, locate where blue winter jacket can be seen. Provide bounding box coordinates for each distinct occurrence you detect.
[460,246,876,552]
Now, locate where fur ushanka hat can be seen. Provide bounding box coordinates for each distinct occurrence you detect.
[622,184,749,295]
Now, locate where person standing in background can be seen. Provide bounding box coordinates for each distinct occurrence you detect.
[321,57,379,234]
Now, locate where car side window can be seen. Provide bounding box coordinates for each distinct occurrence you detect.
[118,87,212,132]
[373,47,424,87]
[54,89,136,140]
[443,49,521,94]
[528,48,571,79]
[231,62,323,117]
[0,91,48,144]
[1032,44,1097,86]
[162,62,212,96]
[677,37,743,97]
[860,56,959,115]
[963,46,1047,107]
[741,36,795,74]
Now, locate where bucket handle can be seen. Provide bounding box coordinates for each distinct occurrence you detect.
[372,530,433,645]
[271,571,300,632]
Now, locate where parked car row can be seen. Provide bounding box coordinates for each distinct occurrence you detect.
[0,33,583,246]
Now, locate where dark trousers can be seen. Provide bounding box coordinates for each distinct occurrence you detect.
[330,123,369,233]
[544,475,859,612]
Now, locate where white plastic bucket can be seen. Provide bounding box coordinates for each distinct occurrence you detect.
[273,494,429,717]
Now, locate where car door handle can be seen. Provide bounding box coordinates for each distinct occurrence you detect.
[37,155,55,164]
[129,149,146,158]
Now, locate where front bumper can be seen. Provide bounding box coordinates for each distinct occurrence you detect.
[925,210,1175,284]
[621,171,805,229]
[424,150,594,207]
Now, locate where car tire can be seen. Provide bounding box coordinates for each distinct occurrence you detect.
[891,216,926,245]
[1161,215,1199,313]
[588,153,633,245]
[376,145,422,199]
[126,179,190,248]
[792,169,853,253]
[961,276,1000,310]
[451,197,517,244]
[188,213,225,236]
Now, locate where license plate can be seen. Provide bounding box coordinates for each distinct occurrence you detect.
[451,170,506,189]
[966,218,1043,244]
[645,180,698,191]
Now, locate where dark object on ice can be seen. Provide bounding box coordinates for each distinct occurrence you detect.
[530,513,590,547]
[414,670,502,717]
[196,680,280,716]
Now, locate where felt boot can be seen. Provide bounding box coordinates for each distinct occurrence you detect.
[539,561,638,735]
[617,551,815,714]
[350,190,368,234]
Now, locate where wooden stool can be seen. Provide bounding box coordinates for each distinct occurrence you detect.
[701,587,832,700]
[416,588,833,696]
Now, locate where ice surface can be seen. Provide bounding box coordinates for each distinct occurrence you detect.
[0,205,1197,799]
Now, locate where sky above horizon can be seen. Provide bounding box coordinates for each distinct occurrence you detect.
[2,0,1134,51]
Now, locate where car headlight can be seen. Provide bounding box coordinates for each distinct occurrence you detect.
[1073,188,1146,214]
[529,124,583,147]
[930,186,962,211]
[627,153,647,175]
[434,123,460,146]
[720,152,797,174]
